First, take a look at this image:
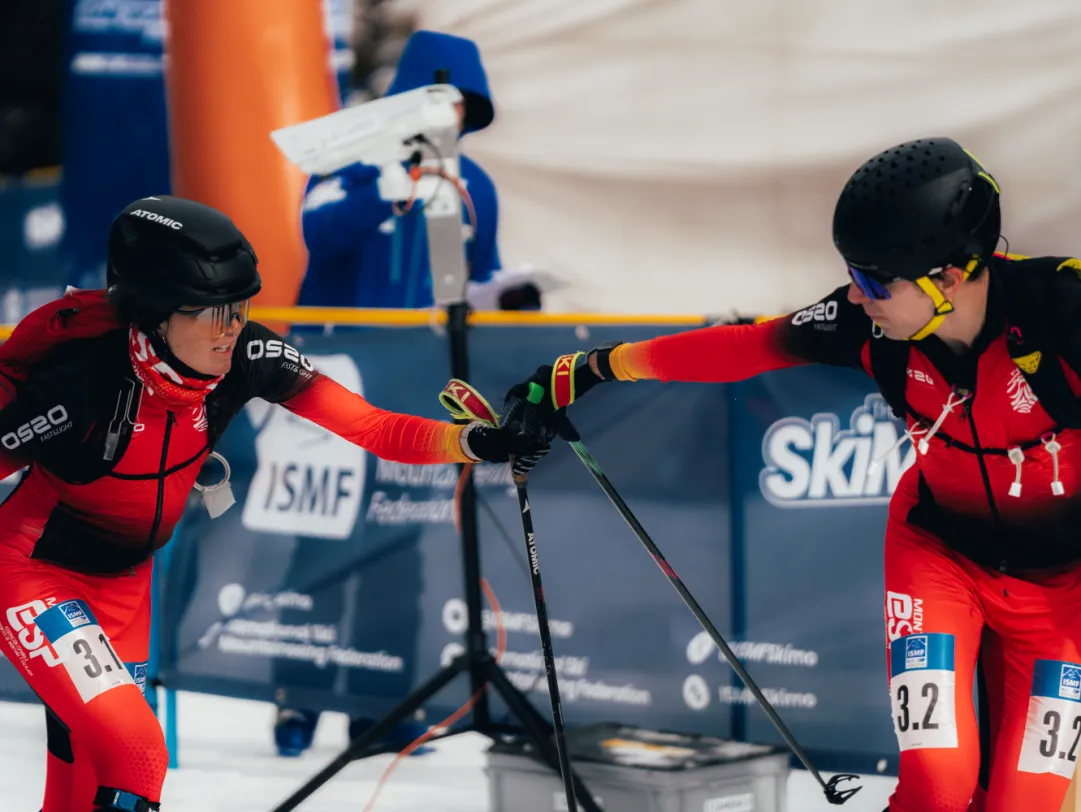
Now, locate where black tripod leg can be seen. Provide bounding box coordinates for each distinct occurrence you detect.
[271,657,467,812]
[482,659,603,812]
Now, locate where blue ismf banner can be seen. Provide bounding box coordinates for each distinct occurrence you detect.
[146,324,908,770]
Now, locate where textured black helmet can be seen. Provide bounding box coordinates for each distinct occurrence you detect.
[107,195,261,312]
[832,138,1001,280]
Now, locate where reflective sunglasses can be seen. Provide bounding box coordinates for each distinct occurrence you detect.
[849,264,953,301]
[848,267,895,301]
[177,300,250,338]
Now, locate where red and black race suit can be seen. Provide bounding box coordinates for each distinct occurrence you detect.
[609,254,1081,572]
[0,320,465,575]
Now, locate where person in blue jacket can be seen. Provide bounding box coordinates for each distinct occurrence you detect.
[273,30,501,760]
[296,29,501,309]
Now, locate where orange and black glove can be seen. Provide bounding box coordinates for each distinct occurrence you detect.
[502,343,623,436]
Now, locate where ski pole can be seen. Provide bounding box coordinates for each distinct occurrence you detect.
[440,380,579,812]
[556,413,861,806]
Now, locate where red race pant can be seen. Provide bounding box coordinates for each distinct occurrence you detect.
[0,540,167,811]
[884,506,1081,812]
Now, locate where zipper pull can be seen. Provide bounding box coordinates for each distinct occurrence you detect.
[955,387,974,417]
[1007,447,1024,498]
[1042,433,1065,496]
[104,431,120,462]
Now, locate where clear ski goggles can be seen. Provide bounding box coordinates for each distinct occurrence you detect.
[176,299,250,338]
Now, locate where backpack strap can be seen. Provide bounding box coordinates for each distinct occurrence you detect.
[0,289,119,385]
[868,336,912,421]
[999,257,1081,429]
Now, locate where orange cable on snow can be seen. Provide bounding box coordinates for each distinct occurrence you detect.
[361,462,506,812]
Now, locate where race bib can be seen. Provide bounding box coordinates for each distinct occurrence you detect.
[889,632,958,750]
[1018,659,1081,779]
[33,600,135,703]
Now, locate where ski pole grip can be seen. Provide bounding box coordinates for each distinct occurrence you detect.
[557,413,582,443]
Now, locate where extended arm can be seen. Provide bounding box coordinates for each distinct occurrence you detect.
[597,319,806,384]
[280,375,470,465]
[507,285,871,412]
[241,322,546,466]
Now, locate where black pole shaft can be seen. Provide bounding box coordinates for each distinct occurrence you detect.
[513,475,577,811]
[568,440,833,792]
[484,660,605,812]
[446,300,491,729]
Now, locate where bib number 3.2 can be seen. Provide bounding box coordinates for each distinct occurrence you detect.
[31,599,135,703]
[889,633,959,750]
[1018,659,1081,779]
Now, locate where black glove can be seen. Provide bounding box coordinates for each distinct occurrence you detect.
[503,343,623,428]
[460,421,552,476]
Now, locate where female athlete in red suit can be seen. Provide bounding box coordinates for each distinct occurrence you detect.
[0,196,545,812]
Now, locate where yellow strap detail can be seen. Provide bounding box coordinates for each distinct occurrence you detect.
[438,379,500,427]
[549,352,584,409]
[907,312,948,342]
[976,170,1001,195]
[905,260,980,341]
[1057,258,1081,278]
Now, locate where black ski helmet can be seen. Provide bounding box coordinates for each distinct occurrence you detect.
[107,196,261,316]
[832,138,1001,280]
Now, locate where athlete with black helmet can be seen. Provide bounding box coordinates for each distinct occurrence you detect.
[0,195,546,812]
[505,137,1081,811]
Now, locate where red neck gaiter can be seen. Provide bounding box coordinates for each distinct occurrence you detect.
[128,327,222,409]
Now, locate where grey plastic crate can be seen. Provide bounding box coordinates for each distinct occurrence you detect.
[484,724,788,812]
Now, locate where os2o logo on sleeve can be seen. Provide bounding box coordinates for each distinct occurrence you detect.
[2,405,71,450]
[246,339,314,372]
[791,301,838,326]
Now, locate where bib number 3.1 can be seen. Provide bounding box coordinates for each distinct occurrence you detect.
[1018,659,1081,779]
[31,599,135,703]
[889,633,959,750]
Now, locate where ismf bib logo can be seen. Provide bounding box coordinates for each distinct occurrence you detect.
[1060,665,1081,701]
[759,393,914,507]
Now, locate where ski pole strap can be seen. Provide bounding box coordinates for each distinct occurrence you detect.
[551,351,586,409]
[439,379,500,426]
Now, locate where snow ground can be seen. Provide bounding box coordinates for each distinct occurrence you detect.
[0,692,896,811]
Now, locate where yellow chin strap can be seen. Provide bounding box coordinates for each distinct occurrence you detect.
[902,258,979,341]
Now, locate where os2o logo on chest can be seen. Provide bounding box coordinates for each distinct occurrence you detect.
[246,339,314,372]
[2,405,71,450]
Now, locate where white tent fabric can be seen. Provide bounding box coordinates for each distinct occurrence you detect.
[404,0,1081,315]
